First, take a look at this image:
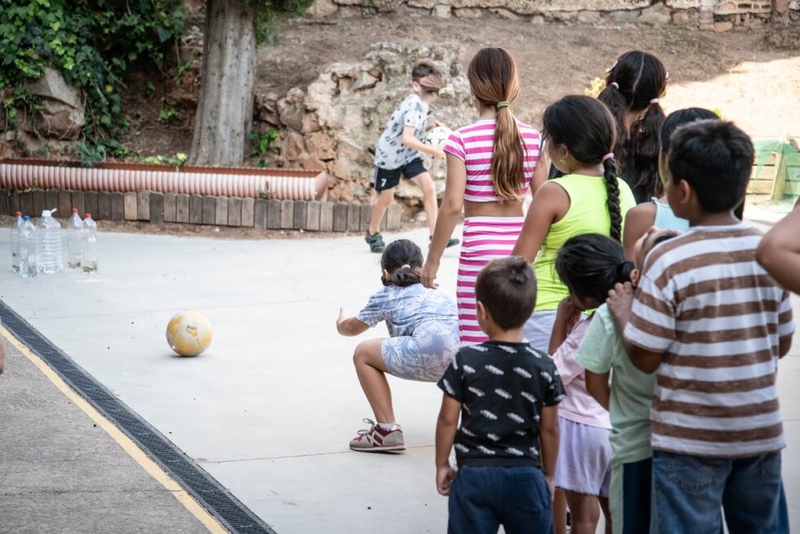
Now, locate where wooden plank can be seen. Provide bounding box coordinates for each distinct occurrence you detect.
[10,191,21,215]
[163,193,177,223]
[44,190,59,215]
[241,198,255,227]
[0,189,9,216]
[177,194,191,223]
[386,203,402,231]
[360,204,371,233]
[293,201,307,230]
[320,201,334,232]
[110,193,125,221]
[31,190,46,217]
[771,150,788,201]
[214,196,228,226]
[306,201,321,231]
[58,190,72,218]
[333,203,348,232]
[254,199,268,230]
[84,192,98,220]
[267,199,281,229]
[124,192,137,220]
[280,200,294,229]
[136,191,150,221]
[19,192,33,219]
[347,204,361,233]
[97,192,112,220]
[228,197,243,227]
[71,192,86,218]
[149,193,164,224]
[189,195,203,224]
[203,196,217,225]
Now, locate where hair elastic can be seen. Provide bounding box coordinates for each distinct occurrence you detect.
[610,82,619,90]
[650,98,660,105]
[601,152,614,162]
[400,264,411,270]
[496,101,510,109]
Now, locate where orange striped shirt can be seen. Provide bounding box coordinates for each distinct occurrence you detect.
[624,224,794,457]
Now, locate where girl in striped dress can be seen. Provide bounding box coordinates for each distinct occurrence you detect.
[421,47,547,345]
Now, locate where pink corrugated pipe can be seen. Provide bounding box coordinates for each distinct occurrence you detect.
[0,159,329,201]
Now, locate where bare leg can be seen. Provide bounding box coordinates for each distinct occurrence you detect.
[564,491,601,534]
[410,172,438,236]
[599,496,612,534]
[553,489,568,534]
[368,189,395,235]
[353,338,395,423]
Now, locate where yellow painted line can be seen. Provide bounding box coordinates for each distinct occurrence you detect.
[1,326,228,534]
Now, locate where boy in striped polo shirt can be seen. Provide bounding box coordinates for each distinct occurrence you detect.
[608,119,794,533]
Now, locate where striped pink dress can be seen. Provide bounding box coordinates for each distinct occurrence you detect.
[444,119,542,345]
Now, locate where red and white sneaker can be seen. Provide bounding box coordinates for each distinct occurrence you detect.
[349,418,405,453]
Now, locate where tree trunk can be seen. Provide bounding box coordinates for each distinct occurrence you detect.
[189,0,256,166]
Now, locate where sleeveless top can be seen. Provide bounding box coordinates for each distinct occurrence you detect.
[443,119,542,202]
[652,197,689,232]
[533,174,637,311]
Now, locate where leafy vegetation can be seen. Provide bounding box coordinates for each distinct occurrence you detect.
[0,0,188,145]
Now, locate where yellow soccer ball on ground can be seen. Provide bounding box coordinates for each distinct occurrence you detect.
[166,311,213,357]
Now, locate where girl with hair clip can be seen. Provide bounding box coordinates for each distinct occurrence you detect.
[548,233,637,534]
[512,95,636,355]
[337,239,460,453]
[421,47,548,345]
[598,50,668,205]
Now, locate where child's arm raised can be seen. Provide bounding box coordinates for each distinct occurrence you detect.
[539,405,559,495]
[336,308,369,337]
[402,126,445,160]
[435,394,460,496]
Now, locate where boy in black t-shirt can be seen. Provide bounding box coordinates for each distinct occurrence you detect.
[436,256,565,533]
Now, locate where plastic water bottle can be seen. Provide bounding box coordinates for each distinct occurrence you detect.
[19,216,37,278]
[36,209,64,274]
[67,208,83,269]
[10,211,23,273]
[81,214,98,274]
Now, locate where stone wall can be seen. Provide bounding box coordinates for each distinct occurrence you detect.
[308,0,796,30]
[255,43,475,209]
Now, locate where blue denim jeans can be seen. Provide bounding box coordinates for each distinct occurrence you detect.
[652,450,788,534]
[448,465,554,534]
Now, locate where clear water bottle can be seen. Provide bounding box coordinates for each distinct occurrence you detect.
[81,214,98,274]
[67,208,83,269]
[19,216,38,278]
[36,209,64,274]
[10,211,23,273]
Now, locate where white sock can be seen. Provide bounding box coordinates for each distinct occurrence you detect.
[378,422,398,431]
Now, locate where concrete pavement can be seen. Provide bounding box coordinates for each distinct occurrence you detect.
[0,204,798,533]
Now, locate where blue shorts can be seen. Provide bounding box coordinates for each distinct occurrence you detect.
[373,158,427,191]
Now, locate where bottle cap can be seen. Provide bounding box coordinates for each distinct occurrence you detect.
[72,208,78,213]
[23,215,30,221]
[85,213,92,218]
[15,211,21,216]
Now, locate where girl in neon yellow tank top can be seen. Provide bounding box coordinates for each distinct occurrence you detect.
[512,96,636,352]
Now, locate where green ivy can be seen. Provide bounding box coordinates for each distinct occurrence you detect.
[0,0,187,144]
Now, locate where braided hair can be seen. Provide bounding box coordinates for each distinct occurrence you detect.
[542,95,622,241]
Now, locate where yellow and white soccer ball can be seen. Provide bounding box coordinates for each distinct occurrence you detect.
[166,311,213,357]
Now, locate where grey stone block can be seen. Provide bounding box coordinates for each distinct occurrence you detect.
[163,193,177,223]
[202,196,216,225]
[254,199,268,230]
[149,193,164,224]
[387,204,402,231]
[228,197,242,226]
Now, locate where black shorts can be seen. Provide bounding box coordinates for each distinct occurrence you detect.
[373,158,427,192]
